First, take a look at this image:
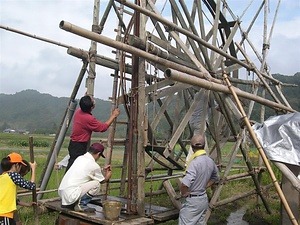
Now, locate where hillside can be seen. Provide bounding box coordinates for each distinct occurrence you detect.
[273,72,300,111]
[0,73,299,134]
[0,90,118,135]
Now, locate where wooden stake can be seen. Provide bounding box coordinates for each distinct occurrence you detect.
[222,73,298,225]
[29,136,39,225]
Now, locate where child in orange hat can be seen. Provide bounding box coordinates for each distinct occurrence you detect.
[0,153,37,225]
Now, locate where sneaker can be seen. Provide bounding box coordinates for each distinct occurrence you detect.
[74,204,96,213]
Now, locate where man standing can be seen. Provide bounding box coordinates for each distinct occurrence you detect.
[179,134,220,225]
[58,142,112,212]
[66,95,120,171]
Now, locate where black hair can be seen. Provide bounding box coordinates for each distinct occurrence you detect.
[20,160,31,177]
[191,144,205,150]
[1,157,12,172]
[79,95,94,113]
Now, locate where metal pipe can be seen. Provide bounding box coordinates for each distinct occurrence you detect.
[37,100,77,199]
[38,61,88,198]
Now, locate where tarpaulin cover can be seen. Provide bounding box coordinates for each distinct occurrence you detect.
[252,112,300,166]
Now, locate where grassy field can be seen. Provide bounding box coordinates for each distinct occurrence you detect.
[0,133,282,225]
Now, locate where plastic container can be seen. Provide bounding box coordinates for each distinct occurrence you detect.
[102,200,123,220]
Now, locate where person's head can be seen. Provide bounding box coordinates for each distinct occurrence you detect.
[88,142,106,160]
[19,160,31,177]
[1,157,12,172]
[79,95,95,113]
[191,134,205,152]
[2,153,26,173]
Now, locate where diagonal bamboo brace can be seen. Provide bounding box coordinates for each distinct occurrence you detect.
[222,73,298,225]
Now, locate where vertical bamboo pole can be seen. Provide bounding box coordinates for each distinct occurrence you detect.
[86,0,100,97]
[104,0,119,199]
[222,73,298,225]
[29,136,39,225]
[137,0,146,216]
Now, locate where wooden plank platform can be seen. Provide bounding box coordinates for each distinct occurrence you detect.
[43,196,179,224]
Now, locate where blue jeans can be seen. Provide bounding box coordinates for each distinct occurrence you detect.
[79,193,93,206]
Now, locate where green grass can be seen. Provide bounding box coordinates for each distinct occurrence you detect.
[0,133,282,225]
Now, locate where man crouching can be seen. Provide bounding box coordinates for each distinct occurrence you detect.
[58,142,111,212]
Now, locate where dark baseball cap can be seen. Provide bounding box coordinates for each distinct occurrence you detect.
[90,143,105,158]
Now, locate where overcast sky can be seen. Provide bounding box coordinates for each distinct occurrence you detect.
[1,0,299,100]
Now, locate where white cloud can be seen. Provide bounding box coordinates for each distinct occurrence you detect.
[0,0,299,99]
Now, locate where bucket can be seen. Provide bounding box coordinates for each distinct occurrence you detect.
[102,200,123,220]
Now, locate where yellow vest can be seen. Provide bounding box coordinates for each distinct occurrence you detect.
[0,173,17,218]
[184,150,206,175]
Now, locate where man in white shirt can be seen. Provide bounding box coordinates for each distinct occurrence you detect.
[58,142,111,212]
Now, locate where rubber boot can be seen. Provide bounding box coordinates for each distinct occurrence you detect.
[75,193,96,213]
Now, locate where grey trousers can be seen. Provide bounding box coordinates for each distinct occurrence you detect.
[178,194,208,225]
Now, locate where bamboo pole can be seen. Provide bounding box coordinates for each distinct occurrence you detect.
[0,25,70,48]
[59,20,222,84]
[273,162,300,192]
[164,68,295,113]
[86,0,99,97]
[215,184,275,207]
[103,0,123,200]
[222,73,298,225]
[59,20,295,114]
[137,0,147,216]
[235,42,282,104]
[115,0,251,70]
[29,137,39,225]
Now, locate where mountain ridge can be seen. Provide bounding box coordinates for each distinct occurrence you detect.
[0,73,299,134]
[0,89,115,134]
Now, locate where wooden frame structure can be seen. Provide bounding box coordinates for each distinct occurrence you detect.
[24,0,298,224]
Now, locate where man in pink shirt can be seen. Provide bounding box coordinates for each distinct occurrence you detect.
[65,95,120,172]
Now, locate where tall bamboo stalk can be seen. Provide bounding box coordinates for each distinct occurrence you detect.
[222,73,298,225]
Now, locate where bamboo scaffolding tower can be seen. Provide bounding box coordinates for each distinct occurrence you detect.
[57,0,300,224]
[2,0,299,224]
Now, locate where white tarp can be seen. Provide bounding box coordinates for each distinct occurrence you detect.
[252,112,300,166]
